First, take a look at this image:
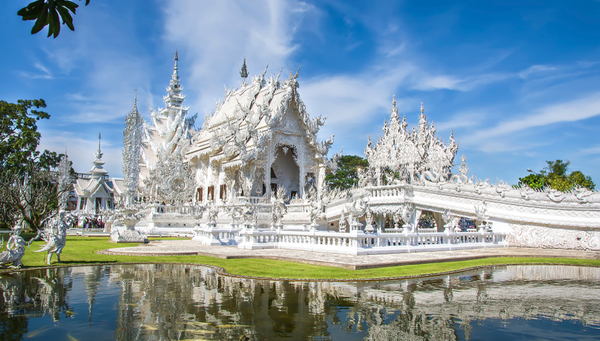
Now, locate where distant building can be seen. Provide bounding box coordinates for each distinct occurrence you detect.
[73,134,124,214]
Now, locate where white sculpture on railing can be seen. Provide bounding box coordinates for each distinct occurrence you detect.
[442,209,455,233]
[206,204,219,227]
[474,202,489,232]
[30,210,76,265]
[271,187,288,229]
[345,196,368,231]
[338,211,348,233]
[0,225,26,268]
[400,204,415,234]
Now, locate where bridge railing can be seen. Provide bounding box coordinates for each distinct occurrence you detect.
[238,229,506,255]
[192,225,242,246]
[365,185,406,198]
[151,205,197,215]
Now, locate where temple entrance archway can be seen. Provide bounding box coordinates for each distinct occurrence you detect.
[271,145,300,199]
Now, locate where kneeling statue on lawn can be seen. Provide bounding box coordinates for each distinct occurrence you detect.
[29,210,75,265]
[0,225,26,268]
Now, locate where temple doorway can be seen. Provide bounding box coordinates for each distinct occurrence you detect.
[271,145,300,199]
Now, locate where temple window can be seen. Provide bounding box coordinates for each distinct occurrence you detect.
[95,198,102,212]
[208,186,214,201]
[197,187,203,202]
[219,184,227,200]
[271,183,277,194]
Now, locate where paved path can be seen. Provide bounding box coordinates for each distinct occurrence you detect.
[100,241,600,270]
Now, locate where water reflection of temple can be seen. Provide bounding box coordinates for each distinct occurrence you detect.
[1,265,599,340]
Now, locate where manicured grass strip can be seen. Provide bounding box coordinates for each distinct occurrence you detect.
[5,236,600,281]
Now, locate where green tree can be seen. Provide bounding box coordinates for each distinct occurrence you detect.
[17,0,90,38]
[0,99,49,171]
[517,173,548,190]
[518,159,595,192]
[569,170,595,190]
[0,99,67,230]
[326,155,369,190]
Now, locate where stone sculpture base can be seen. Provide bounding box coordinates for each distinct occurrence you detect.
[110,228,148,243]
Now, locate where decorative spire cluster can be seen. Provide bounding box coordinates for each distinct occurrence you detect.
[123,91,144,206]
[364,97,459,184]
[57,153,71,210]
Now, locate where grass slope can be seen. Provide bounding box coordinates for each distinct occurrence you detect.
[5,236,600,280]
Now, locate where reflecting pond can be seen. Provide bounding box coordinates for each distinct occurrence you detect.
[1,264,600,340]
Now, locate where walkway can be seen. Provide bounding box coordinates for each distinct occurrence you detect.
[100,241,600,270]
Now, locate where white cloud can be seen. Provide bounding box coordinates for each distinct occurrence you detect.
[579,145,600,155]
[474,93,600,139]
[162,0,310,117]
[458,93,600,153]
[433,111,484,132]
[518,64,556,79]
[410,72,512,91]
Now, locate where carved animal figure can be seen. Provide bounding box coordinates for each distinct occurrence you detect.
[31,210,75,265]
[0,229,26,268]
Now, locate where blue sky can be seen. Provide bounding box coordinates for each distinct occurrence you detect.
[2,1,600,185]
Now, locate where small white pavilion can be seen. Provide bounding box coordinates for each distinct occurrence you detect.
[73,134,124,214]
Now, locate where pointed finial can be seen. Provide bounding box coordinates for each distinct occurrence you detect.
[240,58,248,80]
[95,132,103,160]
[133,89,138,113]
[421,102,424,114]
[390,94,399,118]
[170,49,180,90]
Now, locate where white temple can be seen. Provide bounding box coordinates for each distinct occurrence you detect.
[73,134,124,214]
[186,66,337,205]
[104,51,600,252]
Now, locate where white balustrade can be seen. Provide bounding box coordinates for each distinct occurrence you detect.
[192,225,242,246]
[238,229,506,255]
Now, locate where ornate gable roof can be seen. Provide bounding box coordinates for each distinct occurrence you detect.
[187,68,334,167]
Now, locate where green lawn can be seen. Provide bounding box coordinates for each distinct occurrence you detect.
[4,236,600,280]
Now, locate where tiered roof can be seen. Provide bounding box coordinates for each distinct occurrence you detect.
[187,67,334,169]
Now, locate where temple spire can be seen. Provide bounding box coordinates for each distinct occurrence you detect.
[95,132,102,160]
[165,49,185,108]
[170,50,180,90]
[89,132,107,179]
[391,95,399,119]
[133,89,138,113]
[240,58,248,82]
